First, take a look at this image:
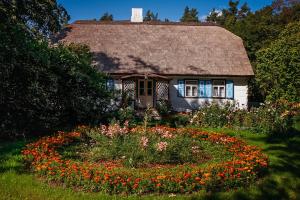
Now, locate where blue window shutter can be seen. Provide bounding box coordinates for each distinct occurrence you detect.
[199,80,205,97]
[226,80,234,98]
[178,80,185,97]
[205,80,212,97]
[106,79,114,90]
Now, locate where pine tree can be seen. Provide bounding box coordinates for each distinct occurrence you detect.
[100,12,113,21]
[144,10,159,21]
[180,6,199,22]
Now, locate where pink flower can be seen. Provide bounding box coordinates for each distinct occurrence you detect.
[191,146,200,154]
[156,142,168,152]
[161,131,173,139]
[100,123,129,138]
[140,136,149,148]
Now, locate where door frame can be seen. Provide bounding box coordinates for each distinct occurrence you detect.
[137,79,154,108]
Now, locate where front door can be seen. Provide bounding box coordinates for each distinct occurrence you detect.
[138,79,153,108]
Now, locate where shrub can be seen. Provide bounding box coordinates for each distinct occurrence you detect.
[191,100,300,133]
[156,100,172,116]
[78,124,227,167]
[191,102,234,128]
[0,24,111,138]
[162,113,191,127]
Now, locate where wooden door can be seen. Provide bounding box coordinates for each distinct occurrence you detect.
[138,79,153,108]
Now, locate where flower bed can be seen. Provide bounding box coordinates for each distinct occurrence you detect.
[22,127,268,194]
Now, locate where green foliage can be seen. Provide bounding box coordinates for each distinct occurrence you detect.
[165,114,191,128]
[143,10,159,21]
[206,1,300,102]
[255,21,300,102]
[0,24,110,138]
[191,101,299,134]
[0,1,111,138]
[70,125,231,168]
[180,6,199,22]
[100,12,113,21]
[116,107,135,124]
[1,0,70,36]
[156,100,172,116]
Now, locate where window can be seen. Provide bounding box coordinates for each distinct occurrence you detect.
[212,80,225,98]
[147,80,153,96]
[139,80,145,96]
[185,80,198,97]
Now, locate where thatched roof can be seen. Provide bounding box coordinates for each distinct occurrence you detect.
[58,21,254,76]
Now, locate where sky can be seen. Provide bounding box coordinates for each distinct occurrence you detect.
[57,0,274,23]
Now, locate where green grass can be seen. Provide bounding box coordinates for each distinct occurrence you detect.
[1,125,300,200]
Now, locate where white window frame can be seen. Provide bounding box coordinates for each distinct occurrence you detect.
[185,80,198,97]
[212,80,226,98]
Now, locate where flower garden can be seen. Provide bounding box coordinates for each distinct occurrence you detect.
[22,124,268,194]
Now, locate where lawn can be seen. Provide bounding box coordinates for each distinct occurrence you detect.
[0,126,299,200]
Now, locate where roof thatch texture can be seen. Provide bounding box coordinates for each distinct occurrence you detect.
[58,21,254,76]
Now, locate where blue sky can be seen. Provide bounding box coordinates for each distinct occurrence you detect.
[58,0,274,23]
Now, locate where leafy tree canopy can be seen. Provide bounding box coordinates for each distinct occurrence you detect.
[0,1,111,138]
[0,0,70,36]
[180,6,199,22]
[255,21,300,102]
[144,10,159,21]
[206,0,300,102]
[100,12,113,21]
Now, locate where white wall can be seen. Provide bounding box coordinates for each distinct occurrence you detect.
[169,77,249,112]
[113,77,249,112]
[114,79,123,90]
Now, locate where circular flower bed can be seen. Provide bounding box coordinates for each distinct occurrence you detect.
[22,126,268,194]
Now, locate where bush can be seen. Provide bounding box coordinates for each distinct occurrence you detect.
[77,124,228,167]
[0,24,111,138]
[191,100,300,134]
[162,113,191,128]
[156,100,172,116]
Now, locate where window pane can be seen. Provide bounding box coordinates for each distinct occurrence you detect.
[139,81,145,89]
[213,87,218,97]
[140,89,145,96]
[147,81,152,95]
[147,81,152,89]
[220,87,225,97]
[186,86,191,96]
[192,86,198,96]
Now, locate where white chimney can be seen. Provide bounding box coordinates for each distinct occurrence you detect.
[131,8,143,22]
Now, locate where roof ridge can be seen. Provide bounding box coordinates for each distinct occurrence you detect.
[72,20,219,27]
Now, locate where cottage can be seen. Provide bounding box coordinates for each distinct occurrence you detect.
[59,9,254,112]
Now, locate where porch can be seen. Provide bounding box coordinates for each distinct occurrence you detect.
[121,74,169,109]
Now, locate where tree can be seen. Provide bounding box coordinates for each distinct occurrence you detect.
[238,3,250,19]
[1,0,70,36]
[255,21,300,102]
[206,8,220,23]
[100,12,113,21]
[180,6,199,22]
[144,10,159,21]
[0,1,111,138]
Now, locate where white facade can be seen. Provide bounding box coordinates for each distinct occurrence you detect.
[112,76,249,112]
[169,77,249,112]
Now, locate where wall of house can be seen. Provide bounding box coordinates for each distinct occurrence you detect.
[114,79,123,90]
[169,77,249,112]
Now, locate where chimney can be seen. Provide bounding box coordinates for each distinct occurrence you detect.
[131,8,143,22]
